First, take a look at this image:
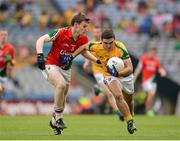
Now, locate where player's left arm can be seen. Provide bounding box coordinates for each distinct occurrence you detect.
[72,43,88,58]
[157,59,166,77]
[159,67,166,77]
[158,64,166,77]
[6,46,15,66]
[116,42,133,77]
[118,58,133,77]
[81,49,100,64]
[72,42,101,64]
[6,46,15,79]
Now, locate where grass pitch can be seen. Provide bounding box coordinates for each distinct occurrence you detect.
[0,115,180,140]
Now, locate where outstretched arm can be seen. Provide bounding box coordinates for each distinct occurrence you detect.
[81,49,101,64]
[134,61,142,82]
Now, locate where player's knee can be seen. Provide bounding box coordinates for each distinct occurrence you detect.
[115,94,124,102]
[0,84,4,93]
[106,92,114,100]
[56,82,67,90]
[147,90,156,96]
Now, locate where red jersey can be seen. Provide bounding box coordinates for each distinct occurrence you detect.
[0,43,15,69]
[139,55,161,82]
[46,27,88,67]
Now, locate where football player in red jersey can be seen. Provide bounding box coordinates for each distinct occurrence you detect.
[134,47,166,116]
[36,12,101,135]
[0,29,15,95]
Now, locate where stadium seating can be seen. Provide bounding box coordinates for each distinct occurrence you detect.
[0,0,179,106]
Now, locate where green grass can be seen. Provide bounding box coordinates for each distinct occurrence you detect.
[0,115,180,140]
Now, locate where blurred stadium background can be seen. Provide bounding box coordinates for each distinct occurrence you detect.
[0,0,180,116]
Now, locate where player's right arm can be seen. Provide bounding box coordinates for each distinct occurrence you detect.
[36,34,51,70]
[36,29,60,70]
[36,34,51,54]
[36,29,59,54]
[157,59,167,77]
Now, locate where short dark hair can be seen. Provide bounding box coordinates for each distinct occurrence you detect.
[101,29,115,39]
[71,12,90,26]
[0,28,8,32]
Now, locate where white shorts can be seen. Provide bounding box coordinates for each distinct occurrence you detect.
[0,77,7,87]
[142,77,157,92]
[94,73,104,83]
[104,74,134,94]
[42,65,71,84]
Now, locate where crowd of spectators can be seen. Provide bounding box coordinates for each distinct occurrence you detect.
[0,0,179,115]
[0,0,179,37]
[0,0,34,27]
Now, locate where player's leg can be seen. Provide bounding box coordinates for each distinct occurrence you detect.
[104,77,136,134]
[94,84,102,96]
[123,92,134,116]
[106,79,131,118]
[98,82,124,121]
[142,79,157,116]
[0,84,5,94]
[63,85,69,108]
[43,65,68,134]
[120,75,135,117]
[145,88,156,116]
[94,73,123,121]
[0,77,6,94]
[49,84,68,135]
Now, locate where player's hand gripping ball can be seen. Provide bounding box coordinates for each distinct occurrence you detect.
[107,57,124,77]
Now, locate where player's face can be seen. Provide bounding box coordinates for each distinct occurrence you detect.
[75,21,89,35]
[0,30,8,44]
[149,49,157,57]
[102,38,115,51]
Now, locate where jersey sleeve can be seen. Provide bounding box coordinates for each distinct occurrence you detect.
[115,41,130,60]
[88,41,101,52]
[48,29,59,41]
[7,44,15,59]
[9,46,15,59]
[88,42,95,51]
[156,58,162,69]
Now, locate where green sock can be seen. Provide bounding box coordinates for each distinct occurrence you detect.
[94,85,102,95]
[114,110,123,117]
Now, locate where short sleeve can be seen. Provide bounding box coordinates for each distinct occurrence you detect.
[48,29,59,41]
[115,41,130,60]
[7,43,15,59]
[10,47,15,59]
[88,41,101,51]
